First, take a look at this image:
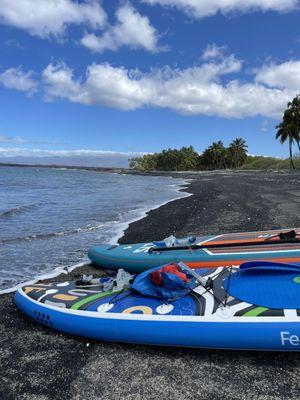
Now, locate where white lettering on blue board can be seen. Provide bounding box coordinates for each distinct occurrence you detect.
[280,331,300,346]
[133,244,153,253]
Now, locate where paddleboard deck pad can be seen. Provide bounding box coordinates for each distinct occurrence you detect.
[88,228,300,272]
[15,261,300,351]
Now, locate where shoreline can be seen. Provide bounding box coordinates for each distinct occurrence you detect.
[1,170,300,400]
[2,168,298,294]
[0,174,192,294]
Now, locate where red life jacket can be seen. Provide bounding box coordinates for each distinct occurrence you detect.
[151,264,189,286]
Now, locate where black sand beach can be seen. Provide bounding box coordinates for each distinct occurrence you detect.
[1,170,300,400]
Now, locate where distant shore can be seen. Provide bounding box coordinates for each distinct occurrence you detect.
[0,161,130,174]
[1,170,300,400]
[2,160,300,177]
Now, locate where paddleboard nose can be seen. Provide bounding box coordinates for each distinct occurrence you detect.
[88,245,108,265]
[88,244,128,270]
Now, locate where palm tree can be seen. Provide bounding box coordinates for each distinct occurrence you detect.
[228,138,248,168]
[276,119,296,169]
[286,95,300,151]
[202,141,227,170]
[276,94,300,169]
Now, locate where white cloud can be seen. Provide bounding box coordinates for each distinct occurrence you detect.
[4,49,299,119]
[0,135,65,145]
[202,44,226,60]
[255,60,300,89]
[40,52,294,118]
[42,53,243,111]
[42,62,155,109]
[81,4,159,53]
[0,0,106,38]
[0,67,38,95]
[42,63,84,102]
[5,39,25,49]
[142,0,298,18]
[260,119,269,132]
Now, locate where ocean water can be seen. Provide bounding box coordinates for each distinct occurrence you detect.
[0,166,190,291]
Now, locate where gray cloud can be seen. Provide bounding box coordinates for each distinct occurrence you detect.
[0,135,66,145]
[0,147,147,168]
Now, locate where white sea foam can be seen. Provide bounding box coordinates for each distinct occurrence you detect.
[106,177,192,245]
[0,261,88,295]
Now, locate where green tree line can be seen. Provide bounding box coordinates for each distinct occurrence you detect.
[129,138,248,171]
[129,94,300,172]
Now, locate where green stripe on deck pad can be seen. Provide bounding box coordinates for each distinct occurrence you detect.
[243,307,268,317]
[71,290,121,310]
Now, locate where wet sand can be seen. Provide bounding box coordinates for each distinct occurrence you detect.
[1,170,300,400]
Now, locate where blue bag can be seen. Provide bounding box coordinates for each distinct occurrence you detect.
[131,263,197,301]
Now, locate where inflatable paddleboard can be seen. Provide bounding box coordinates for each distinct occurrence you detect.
[14,261,300,351]
[88,228,300,273]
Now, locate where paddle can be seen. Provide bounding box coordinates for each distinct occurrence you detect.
[177,261,223,304]
[148,230,300,253]
[239,260,300,272]
[177,261,209,286]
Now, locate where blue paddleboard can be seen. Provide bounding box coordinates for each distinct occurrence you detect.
[88,228,300,273]
[14,261,300,351]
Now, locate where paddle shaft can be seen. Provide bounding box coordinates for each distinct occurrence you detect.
[148,237,300,253]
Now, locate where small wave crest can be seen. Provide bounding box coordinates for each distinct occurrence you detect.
[0,204,38,218]
[0,224,105,245]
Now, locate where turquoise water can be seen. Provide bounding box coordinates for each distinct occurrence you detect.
[0,166,189,290]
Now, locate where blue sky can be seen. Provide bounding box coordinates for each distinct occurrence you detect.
[0,0,300,166]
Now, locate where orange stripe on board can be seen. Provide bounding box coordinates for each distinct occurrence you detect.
[186,257,300,269]
[210,245,300,254]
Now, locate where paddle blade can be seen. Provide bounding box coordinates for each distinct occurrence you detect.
[240,260,300,272]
